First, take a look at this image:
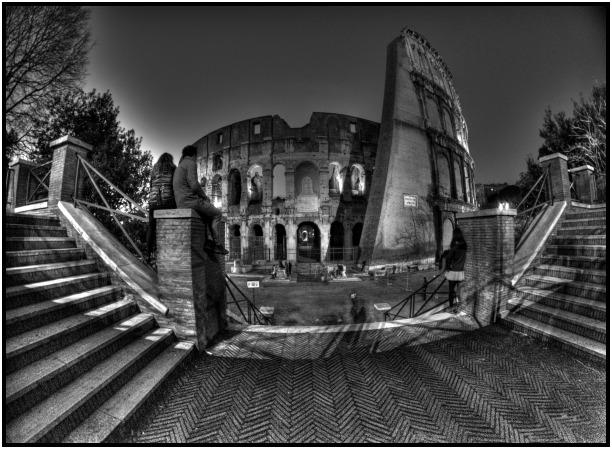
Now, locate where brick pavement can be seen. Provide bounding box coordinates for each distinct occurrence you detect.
[117,314,606,444]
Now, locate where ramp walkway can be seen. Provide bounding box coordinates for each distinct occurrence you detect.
[116,312,605,444]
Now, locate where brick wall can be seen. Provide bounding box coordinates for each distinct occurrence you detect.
[539,153,570,203]
[156,209,227,350]
[47,136,92,208]
[456,209,516,324]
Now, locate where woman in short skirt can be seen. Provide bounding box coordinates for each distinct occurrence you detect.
[443,227,467,309]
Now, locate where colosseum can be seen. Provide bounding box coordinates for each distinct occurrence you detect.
[192,28,477,269]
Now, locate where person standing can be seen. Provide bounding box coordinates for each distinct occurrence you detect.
[443,227,468,310]
[173,145,228,255]
[287,260,292,276]
[146,153,177,263]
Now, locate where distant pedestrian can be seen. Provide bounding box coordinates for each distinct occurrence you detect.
[350,292,366,323]
[287,260,292,275]
[173,145,228,255]
[443,227,467,310]
[271,265,277,279]
[146,153,177,264]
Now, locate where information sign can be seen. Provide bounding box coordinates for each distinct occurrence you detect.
[247,280,260,288]
[403,194,418,208]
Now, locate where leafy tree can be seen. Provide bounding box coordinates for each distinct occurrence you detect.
[5,5,93,159]
[31,89,153,257]
[538,83,607,174]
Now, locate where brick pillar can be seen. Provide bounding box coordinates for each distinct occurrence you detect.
[568,165,596,204]
[538,153,570,203]
[47,136,92,209]
[155,209,227,351]
[7,158,37,210]
[456,208,516,324]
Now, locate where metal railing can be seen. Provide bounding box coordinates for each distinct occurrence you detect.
[73,153,149,262]
[26,161,52,204]
[384,275,448,321]
[514,165,552,247]
[224,274,271,325]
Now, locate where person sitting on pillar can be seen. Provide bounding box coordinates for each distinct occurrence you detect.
[173,145,229,255]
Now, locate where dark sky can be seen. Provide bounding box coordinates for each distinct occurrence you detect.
[85,5,607,185]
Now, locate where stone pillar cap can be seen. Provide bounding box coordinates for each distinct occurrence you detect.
[50,135,93,152]
[9,158,37,167]
[568,165,595,173]
[154,209,201,219]
[538,152,568,163]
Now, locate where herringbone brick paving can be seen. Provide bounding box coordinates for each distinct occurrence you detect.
[118,315,606,444]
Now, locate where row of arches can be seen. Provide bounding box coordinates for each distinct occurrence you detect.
[436,150,474,203]
[207,161,368,208]
[227,221,363,262]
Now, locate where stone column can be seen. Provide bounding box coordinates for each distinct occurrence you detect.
[538,153,571,203]
[456,208,516,324]
[155,209,227,351]
[568,165,596,204]
[7,159,37,211]
[47,136,92,209]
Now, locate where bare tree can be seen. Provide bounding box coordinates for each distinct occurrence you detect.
[5,5,93,157]
[569,84,606,174]
[394,198,435,261]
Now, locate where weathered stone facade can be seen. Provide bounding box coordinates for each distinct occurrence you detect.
[193,112,379,263]
[360,28,477,265]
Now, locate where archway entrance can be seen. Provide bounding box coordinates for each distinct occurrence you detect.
[229,225,241,260]
[297,222,320,262]
[329,221,344,261]
[248,224,265,263]
[275,224,287,261]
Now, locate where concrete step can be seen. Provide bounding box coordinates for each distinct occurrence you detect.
[5,213,61,227]
[564,209,607,220]
[557,225,606,236]
[5,223,69,238]
[5,313,157,420]
[545,244,606,258]
[561,217,607,228]
[5,236,77,251]
[540,254,606,271]
[5,327,175,444]
[5,272,111,309]
[551,235,606,246]
[515,286,606,321]
[524,274,606,301]
[5,298,138,374]
[507,297,606,343]
[500,313,606,362]
[5,248,87,267]
[5,285,122,338]
[533,264,607,285]
[63,340,195,443]
[6,259,99,287]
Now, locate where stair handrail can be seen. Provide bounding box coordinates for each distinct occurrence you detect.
[73,153,149,264]
[224,274,271,325]
[384,275,448,321]
[514,165,552,247]
[26,160,52,204]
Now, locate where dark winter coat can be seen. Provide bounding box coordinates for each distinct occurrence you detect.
[446,246,467,272]
[149,164,176,208]
[173,155,207,208]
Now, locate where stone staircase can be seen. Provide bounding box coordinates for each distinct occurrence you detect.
[501,207,607,362]
[5,212,195,443]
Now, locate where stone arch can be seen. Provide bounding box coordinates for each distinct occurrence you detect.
[329,221,344,261]
[454,158,464,200]
[274,224,287,260]
[349,164,365,196]
[229,224,241,260]
[295,161,320,213]
[211,174,222,208]
[248,223,265,262]
[442,108,454,136]
[228,169,241,206]
[436,151,452,197]
[248,165,263,204]
[272,163,286,198]
[426,96,442,129]
[352,222,363,247]
[442,218,454,252]
[297,221,321,262]
[328,162,343,194]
